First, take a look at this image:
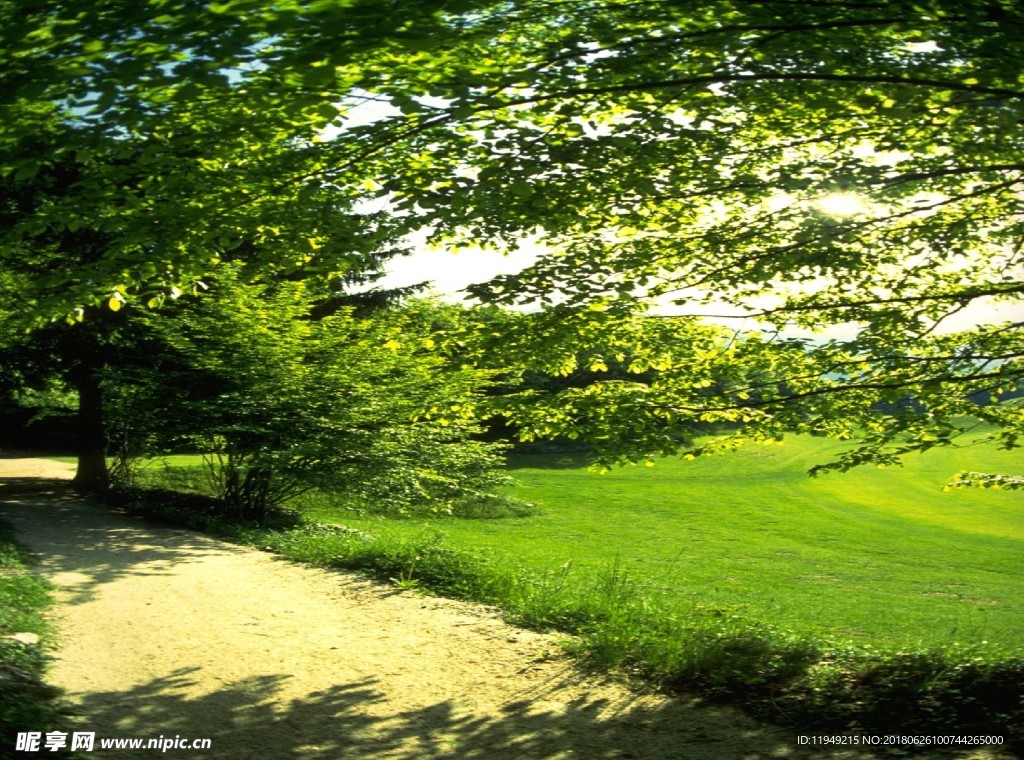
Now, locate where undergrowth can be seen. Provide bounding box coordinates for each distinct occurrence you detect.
[135,463,535,520]
[0,520,67,754]
[108,485,1023,752]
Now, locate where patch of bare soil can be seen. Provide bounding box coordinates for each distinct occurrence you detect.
[0,457,1013,759]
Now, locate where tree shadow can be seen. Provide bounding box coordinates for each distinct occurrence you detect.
[67,668,808,760]
[0,477,78,498]
[0,450,44,459]
[0,477,242,606]
[505,453,590,471]
[0,450,74,460]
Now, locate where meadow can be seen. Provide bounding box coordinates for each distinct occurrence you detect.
[137,432,1024,652]
[291,434,1024,652]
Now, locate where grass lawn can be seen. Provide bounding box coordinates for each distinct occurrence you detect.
[300,434,1024,651]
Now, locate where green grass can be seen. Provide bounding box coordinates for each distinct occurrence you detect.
[0,520,64,748]
[294,434,1024,651]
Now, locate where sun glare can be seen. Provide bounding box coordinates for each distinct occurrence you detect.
[815,192,872,218]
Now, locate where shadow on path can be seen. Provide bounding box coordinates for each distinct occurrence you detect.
[0,475,246,606]
[71,670,801,760]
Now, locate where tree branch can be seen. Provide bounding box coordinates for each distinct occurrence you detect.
[654,366,1024,414]
[503,73,1024,109]
[878,164,1024,187]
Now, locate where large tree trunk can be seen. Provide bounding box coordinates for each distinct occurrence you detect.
[71,365,109,491]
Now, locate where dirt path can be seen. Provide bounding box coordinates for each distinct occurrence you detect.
[0,457,1010,759]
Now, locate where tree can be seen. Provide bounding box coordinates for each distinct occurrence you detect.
[0,111,421,488]
[367,0,1024,480]
[3,1,1022,482]
[106,267,509,521]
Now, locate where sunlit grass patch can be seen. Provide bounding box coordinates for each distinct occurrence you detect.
[300,434,1024,650]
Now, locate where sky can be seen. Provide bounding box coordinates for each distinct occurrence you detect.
[374,234,543,297]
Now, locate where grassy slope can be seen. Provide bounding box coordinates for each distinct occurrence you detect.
[304,434,1024,650]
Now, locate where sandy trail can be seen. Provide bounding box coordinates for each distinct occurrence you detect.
[0,457,1007,759]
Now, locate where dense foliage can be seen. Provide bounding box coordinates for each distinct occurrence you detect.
[2,0,1021,481]
[104,269,511,521]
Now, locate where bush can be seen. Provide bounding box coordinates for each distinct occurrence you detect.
[109,485,301,533]
[106,271,517,524]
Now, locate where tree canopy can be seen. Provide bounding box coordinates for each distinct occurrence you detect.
[3,0,1022,481]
